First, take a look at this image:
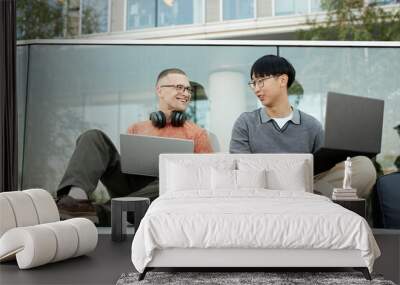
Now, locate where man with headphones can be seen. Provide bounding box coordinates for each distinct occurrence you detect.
[56,68,213,225]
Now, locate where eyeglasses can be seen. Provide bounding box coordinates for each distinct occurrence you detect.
[248,75,278,89]
[160,84,193,95]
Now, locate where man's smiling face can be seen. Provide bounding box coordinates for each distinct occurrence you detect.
[157,73,191,112]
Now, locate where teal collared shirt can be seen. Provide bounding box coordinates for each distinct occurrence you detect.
[230,107,324,154]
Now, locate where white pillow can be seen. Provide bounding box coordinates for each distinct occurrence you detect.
[237,159,309,192]
[236,169,267,189]
[211,168,236,190]
[167,163,210,191]
[211,169,267,190]
[266,164,307,191]
[166,159,236,192]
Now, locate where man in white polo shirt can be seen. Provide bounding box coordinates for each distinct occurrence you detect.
[230,54,376,199]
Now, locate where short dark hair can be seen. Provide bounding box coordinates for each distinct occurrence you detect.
[250,55,296,88]
[156,68,187,85]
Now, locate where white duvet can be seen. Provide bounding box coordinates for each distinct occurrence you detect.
[131,190,380,273]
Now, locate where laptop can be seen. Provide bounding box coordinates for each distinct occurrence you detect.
[314,92,384,175]
[120,134,194,177]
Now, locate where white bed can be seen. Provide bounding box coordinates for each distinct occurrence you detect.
[131,154,380,280]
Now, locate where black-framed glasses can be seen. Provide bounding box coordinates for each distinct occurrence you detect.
[160,84,193,95]
[248,75,278,89]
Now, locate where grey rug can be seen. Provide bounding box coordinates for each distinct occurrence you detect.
[116,271,396,285]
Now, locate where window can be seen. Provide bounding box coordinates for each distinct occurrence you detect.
[81,0,109,34]
[310,0,323,12]
[223,0,254,20]
[274,0,325,15]
[126,0,203,30]
[126,0,156,30]
[16,0,65,40]
[369,0,399,5]
[158,0,203,27]
[275,0,308,16]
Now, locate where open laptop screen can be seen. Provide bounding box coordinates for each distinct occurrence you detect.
[120,134,194,177]
[324,92,384,154]
[314,92,384,174]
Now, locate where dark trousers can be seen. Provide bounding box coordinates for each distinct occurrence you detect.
[57,129,158,200]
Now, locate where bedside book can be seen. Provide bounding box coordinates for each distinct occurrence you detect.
[333,189,357,193]
[332,188,358,200]
[332,196,361,200]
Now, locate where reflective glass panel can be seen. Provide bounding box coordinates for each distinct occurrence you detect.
[19,44,275,193]
[126,0,156,30]
[81,0,109,34]
[275,0,308,16]
[157,0,203,27]
[223,0,254,20]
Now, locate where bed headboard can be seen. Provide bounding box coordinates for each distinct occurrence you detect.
[159,153,314,195]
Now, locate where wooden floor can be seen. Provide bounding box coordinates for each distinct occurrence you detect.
[0,234,133,285]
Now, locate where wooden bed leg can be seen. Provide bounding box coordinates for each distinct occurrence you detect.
[138,268,147,281]
[354,267,371,280]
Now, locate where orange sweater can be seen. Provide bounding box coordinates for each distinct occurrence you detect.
[127,120,214,154]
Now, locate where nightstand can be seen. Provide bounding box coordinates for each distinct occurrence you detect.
[111,197,150,242]
[332,198,366,218]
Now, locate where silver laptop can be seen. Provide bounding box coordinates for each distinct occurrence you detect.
[314,92,384,174]
[120,134,194,177]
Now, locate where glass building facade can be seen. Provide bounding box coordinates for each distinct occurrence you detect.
[16,0,400,38]
[16,42,400,196]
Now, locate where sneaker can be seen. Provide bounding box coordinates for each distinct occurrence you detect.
[56,195,99,224]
